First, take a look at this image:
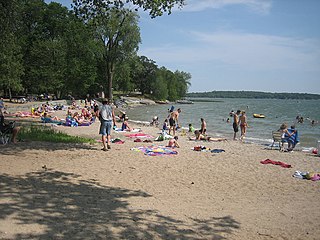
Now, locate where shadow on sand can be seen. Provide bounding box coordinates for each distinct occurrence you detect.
[0,141,97,156]
[0,171,240,239]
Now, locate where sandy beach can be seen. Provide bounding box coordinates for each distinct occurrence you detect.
[1,102,320,239]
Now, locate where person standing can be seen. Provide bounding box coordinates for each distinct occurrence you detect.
[239,111,248,140]
[96,99,116,151]
[169,108,181,136]
[200,118,207,134]
[233,110,241,140]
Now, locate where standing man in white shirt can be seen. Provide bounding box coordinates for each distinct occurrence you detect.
[96,98,116,151]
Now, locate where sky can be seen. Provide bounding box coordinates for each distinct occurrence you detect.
[46,0,320,94]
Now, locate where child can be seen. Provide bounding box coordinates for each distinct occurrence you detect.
[121,117,132,131]
[162,119,169,131]
[188,123,195,133]
[168,136,180,148]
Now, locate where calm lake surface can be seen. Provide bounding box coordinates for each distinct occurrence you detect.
[126,98,320,149]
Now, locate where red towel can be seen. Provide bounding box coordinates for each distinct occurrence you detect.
[260,159,292,168]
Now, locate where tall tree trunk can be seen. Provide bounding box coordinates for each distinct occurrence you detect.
[107,62,115,100]
[8,88,12,102]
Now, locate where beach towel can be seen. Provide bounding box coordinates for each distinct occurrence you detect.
[130,146,178,156]
[260,159,292,168]
[114,128,141,133]
[125,133,154,138]
[211,149,225,153]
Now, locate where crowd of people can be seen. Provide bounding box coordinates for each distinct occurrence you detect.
[1,96,317,153]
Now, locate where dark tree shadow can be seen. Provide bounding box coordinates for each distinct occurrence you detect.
[0,141,97,155]
[0,171,240,239]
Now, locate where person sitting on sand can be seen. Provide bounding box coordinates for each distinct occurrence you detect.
[73,112,90,125]
[162,119,169,131]
[121,117,132,131]
[151,116,159,126]
[188,123,195,133]
[168,136,180,148]
[189,130,227,142]
[81,107,92,120]
[66,108,72,117]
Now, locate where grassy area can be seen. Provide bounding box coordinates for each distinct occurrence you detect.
[19,125,95,144]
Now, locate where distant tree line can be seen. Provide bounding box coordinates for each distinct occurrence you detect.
[0,0,190,101]
[187,91,320,100]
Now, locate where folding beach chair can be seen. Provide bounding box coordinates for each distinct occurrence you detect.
[271,131,283,150]
[0,126,12,145]
[0,116,14,145]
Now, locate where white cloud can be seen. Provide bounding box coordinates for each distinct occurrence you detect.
[139,31,320,73]
[178,0,272,15]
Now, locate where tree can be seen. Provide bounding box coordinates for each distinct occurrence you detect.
[84,8,140,99]
[152,70,168,100]
[62,15,98,98]
[132,56,158,95]
[72,0,185,100]
[174,70,191,98]
[18,0,47,94]
[0,0,24,99]
[72,0,185,19]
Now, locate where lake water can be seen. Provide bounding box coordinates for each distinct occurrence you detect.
[125,98,320,149]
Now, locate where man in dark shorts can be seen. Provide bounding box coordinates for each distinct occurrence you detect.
[233,110,241,140]
[169,108,181,136]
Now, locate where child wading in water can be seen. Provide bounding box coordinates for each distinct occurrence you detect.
[168,136,180,148]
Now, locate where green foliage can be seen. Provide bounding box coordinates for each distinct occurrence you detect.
[152,71,168,100]
[0,0,24,98]
[72,0,185,19]
[132,56,158,95]
[19,125,95,143]
[186,91,320,100]
[1,0,190,101]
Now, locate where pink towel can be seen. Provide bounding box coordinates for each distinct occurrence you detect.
[125,133,153,138]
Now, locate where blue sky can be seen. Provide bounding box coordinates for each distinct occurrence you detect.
[47,0,320,94]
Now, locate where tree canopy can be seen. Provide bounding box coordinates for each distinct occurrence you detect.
[72,0,185,19]
[0,0,191,101]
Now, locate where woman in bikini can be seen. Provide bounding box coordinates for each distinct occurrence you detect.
[239,111,247,140]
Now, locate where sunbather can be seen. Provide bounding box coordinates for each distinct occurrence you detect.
[189,130,227,142]
[168,136,180,148]
[41,112,63,124]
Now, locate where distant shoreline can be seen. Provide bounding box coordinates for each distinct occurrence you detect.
[187,91,320,100]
